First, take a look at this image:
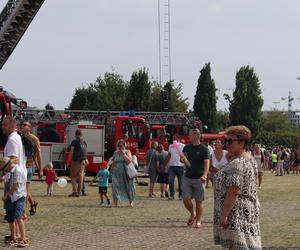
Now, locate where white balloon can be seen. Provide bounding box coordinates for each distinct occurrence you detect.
[57,178,68,188]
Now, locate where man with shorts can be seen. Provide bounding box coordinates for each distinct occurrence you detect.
[67,129,88,197]
[20,121,42,215]
[181,128,210,228]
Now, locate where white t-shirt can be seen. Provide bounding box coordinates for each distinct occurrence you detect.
[4,131,26,173]
[168,142,185,167]
[211,150,228,170]
[9,164,27,202]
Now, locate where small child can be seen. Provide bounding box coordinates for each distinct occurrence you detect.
[92,161,111,206]
[0,157,29,247]
[44,162,57,196]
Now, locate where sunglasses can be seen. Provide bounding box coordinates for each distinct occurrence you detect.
[118,144,125,147]
[224,138,241,145]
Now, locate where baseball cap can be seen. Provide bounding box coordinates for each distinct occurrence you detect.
[100,161,108,166]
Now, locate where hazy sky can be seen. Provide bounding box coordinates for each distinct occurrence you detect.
[1,0,300,111]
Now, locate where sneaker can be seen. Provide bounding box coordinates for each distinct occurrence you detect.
[168,196,174,200]
[165,191,169,198]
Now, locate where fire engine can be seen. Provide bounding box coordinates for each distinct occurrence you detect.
[12,108,200,174]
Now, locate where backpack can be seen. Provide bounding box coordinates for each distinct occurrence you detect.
[19,133,36,158]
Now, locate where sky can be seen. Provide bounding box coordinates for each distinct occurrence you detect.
[1,0,300,112]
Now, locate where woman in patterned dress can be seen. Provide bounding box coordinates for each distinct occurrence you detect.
[110,139,135,207]
[213,125,261,250]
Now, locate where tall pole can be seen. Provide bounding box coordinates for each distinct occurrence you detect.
[167,0,171,82]
[158,0,162,84]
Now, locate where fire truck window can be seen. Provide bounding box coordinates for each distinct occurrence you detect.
[137,124,145,148]
[123,121,137,139]
[151,129,157,139]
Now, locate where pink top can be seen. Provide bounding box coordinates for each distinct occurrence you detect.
[45,169,56,184]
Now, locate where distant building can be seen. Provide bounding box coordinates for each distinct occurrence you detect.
[289,110,300,126]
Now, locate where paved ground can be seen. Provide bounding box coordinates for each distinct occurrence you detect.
[0,172,300,249]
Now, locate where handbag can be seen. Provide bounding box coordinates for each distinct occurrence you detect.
[125,161,138,179]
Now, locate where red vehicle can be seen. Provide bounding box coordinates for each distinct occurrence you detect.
[34,114,151,175]
[150,125,168,150]
[106,115,151,167]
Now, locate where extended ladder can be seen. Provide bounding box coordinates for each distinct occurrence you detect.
[13,108,201,126]
[0,0,45,69]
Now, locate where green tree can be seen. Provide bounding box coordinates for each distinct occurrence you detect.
[68,72,128,110]
[256,110,299,147]
[229,65,264,138]
[149,82,163,111]
[215,110,230,132]
[125,68,151,111]
[163,81,189,112]
[193,63,217,132]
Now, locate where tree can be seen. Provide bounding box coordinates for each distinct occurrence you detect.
[68,72,128,110]
[228,66,264,138]
[256,110,299,147]
[149,82,163,111]
[68,69,189,112]
[163,81,189,112]
[193,63,217,132]
[125,68,151,111]
[215,110,230,132]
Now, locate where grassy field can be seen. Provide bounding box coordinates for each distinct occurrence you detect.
[0,171,299,249]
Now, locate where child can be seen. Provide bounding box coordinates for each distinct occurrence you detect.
[0,157,29,247]
[44,162,57,196]
[92,161,111,206]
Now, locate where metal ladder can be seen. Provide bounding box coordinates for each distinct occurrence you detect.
[0,0,45,69]
[13,108,200,126]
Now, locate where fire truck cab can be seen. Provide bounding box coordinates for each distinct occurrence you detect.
[106,115,151,167]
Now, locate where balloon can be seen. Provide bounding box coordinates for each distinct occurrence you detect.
[57,178,68,188]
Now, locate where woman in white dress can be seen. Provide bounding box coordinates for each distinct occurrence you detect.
[210,139,228,181]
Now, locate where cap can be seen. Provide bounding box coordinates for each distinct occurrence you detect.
[100,161,108,166]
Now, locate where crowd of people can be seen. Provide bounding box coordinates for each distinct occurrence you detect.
[2,114,300,249]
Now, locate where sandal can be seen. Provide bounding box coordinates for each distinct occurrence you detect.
[17,239,29,248]
[5,239,18,246]
[29,201,38,215]
[194,222,202,228]
[187,216,196,226]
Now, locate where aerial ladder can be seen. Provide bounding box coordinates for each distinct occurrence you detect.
[13,108,201,127]
[0,0,45,69]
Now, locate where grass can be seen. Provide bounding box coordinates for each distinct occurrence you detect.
[0,171,299,248]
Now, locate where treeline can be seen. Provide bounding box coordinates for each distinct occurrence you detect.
[67,64,300,148]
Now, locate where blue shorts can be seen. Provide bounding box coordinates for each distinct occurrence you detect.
[27,167,35,182]
[5,197,26,223]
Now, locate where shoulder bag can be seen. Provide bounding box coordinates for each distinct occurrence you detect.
[125,161,138,179]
